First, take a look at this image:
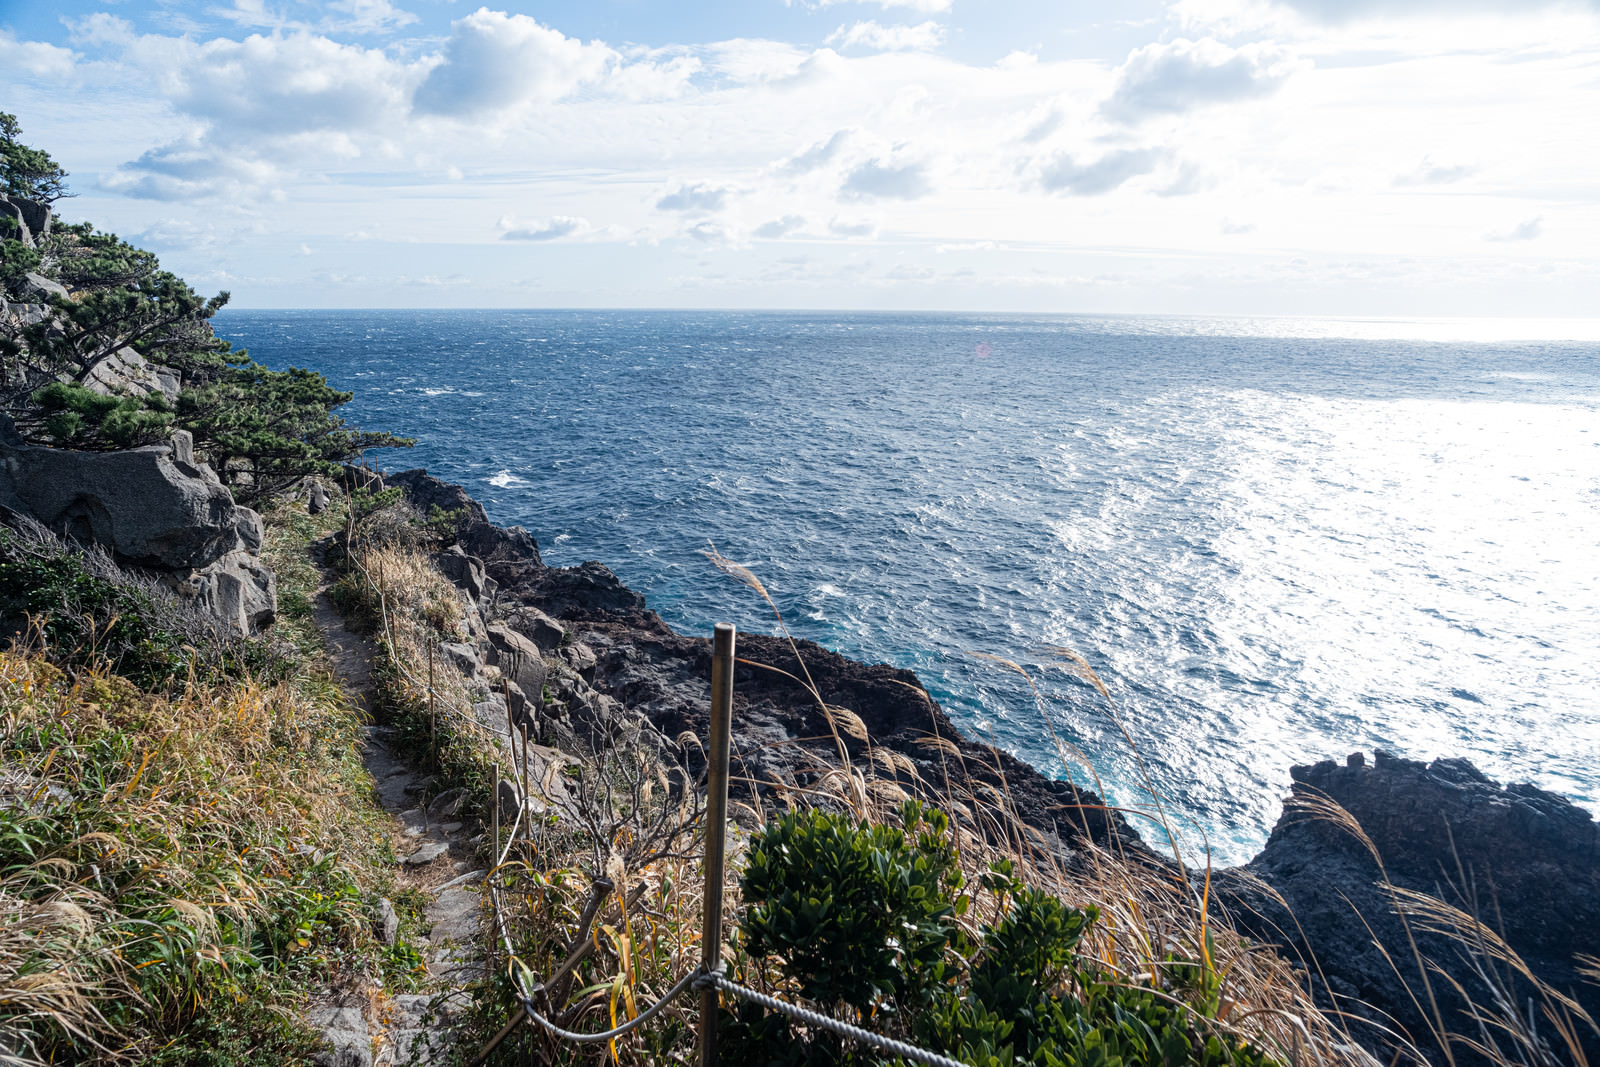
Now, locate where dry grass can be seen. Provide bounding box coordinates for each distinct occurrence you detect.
[0,644,395,1065]
[340,531,1385,1067]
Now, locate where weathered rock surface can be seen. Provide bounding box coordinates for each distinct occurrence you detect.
[82,346,181,401]
[1219,752,1600,1065]
[1,193,51,247]
[0,432,275,633]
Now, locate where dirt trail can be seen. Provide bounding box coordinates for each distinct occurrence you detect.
[305,554,488,1067]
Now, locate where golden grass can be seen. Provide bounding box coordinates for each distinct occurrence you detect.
[0,644,394,1065]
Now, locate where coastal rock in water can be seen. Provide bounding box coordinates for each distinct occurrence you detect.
[1221,752,1600,1065]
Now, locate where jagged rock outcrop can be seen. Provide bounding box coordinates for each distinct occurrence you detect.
[1,192,51,247]
[389,467,1145,863]
[0,430,275,634]
[1219,752,1600,1065]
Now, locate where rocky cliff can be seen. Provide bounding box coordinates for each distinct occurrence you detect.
[378,465,1599,1067]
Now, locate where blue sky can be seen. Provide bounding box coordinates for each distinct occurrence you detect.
[3,0,1599,316]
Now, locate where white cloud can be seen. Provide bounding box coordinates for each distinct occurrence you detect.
[826,21,945,52]
[841,158,930,199]
[1038,149,1162,195]
[779,130,852,175]
[657,183,731,213]
[1394,158,1475,186]
[755,215,808,238]
[0,31,76,77]
[1487,216,1543,242]
[829,216,878,238]
[101,140,283,200]
[321,0,419,34]
[1277,0,1599,18]
[413,9,613,117]
[500,215,590,241]
[1103,37,1299,123]
[149,32,414,140]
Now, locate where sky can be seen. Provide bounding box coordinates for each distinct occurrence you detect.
[2,0,1599,315]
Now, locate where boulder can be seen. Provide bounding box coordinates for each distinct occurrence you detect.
[0,436,240,570]
[0,435,276,635]
[21,272,67,301]
[5,195,51,244]
[435,545,489,603]
[178,543,277,635]
[562,640,597,678]
[485,623,546,701]
[1221,752,1600,1065]
[439,641,480,677]
[515,606,565,652]
[308,481,329,515]
[83,347,179,400]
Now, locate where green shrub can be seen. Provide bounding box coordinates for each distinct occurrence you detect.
[727,806,1279,1067]
[739,800,964,1015]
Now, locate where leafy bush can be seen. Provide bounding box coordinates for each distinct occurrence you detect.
[727,805,1279,1067]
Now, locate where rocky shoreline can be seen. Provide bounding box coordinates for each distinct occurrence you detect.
[2,427,1594,1064]
[384,464,1599,1066]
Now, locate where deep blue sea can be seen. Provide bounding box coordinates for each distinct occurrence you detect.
[216,310,1600,863]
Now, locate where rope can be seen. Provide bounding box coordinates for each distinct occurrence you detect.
[698,969,972,1067]
[512,966,704,1044]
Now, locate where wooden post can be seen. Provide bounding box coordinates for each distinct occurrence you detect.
[698,623,736,1067]
[428,635,436,764]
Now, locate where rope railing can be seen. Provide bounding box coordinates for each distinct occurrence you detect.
[348,535,974,1067]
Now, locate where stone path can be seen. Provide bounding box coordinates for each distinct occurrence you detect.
[305,556,489,1067]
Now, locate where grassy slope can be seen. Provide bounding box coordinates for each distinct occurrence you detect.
[0,501,425,1066]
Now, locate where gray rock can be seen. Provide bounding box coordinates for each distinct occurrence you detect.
[403,840,449,865]
[308,480,329,515]
[562,640,598,677]
[438,868,487,890]
[173,543,277,635]
[427,787,469,818]
[485,623,547,701]
[377,897,399,945]
[82,347,172,399]
[516,607,566,652]
[439,641,479,676]
[0,437,239,570]
[307,1004,372,1067]
[22,271,67,301]
[435,545,488,602]
[4,195,51,245]
[170,430,195,465]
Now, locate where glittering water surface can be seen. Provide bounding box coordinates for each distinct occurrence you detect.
[216,310,1600,863]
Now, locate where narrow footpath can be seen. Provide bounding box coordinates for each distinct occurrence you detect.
[304,547,489,1067]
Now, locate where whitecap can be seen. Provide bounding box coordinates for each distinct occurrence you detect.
[487,470,530,488]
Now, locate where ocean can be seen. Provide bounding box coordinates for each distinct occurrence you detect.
[215,309,1600,863]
